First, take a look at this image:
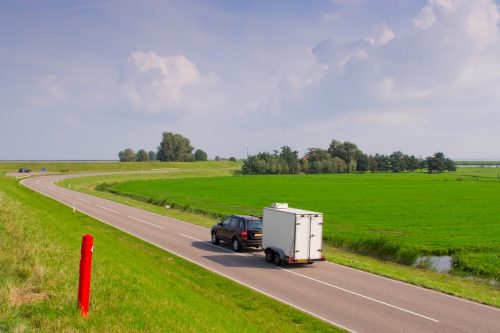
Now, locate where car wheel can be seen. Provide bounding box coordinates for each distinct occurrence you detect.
[232,239,241,252]
[274,252,282,266]
[211,232,219,245]
[265,249,274,263]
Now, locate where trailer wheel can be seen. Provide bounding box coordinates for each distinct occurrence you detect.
[274,252,282,266]
[265,249,274,263]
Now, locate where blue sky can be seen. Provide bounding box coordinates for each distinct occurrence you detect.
[1,0,500,160]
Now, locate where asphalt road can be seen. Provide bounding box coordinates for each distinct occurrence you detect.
[22,174,500,333]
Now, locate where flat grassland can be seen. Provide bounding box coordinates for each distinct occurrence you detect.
[0,164,340,332]
[104,169,500,281]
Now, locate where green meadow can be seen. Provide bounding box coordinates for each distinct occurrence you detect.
[0,165,340,332]
[103,171,500,280]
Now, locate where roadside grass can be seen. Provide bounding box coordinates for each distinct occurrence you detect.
[60,170,500,307]
[0,175,342,332]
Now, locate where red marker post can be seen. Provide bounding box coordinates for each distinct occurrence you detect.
[78,234,93,317]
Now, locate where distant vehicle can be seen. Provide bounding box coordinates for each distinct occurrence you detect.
[211,215,263,251]
[18,168,32,173]
[262,203,325,265]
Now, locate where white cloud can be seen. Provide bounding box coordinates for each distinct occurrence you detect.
[280,47,329,91]
[414,0,500,50]
[365,23,395,46]
[121,51,218,114]
[414,5,436,30]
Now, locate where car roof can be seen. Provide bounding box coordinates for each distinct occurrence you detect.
[232,215,262,221]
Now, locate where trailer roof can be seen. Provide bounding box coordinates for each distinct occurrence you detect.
[264,207,322,215]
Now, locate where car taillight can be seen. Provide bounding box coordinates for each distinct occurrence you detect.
[320,256,326,261]
[289,257,296,263]
[240,229,247,239]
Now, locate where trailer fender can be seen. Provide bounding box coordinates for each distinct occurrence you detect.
[266,247,285,261]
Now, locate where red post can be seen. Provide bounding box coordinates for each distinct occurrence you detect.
[78,234,93,317]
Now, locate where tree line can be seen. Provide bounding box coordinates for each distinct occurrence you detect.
[242,140,456,174]
[118,132,208,162]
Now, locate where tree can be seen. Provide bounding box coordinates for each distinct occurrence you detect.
[214,156,220,161]
[374,154,390,172]
[194,149,208,161]
[332,157,347,173]
[348,159,357,173]
[136,149,149,162]
[118,148,136,162]
[407,155,421,171]
[279,146,300,173]
[229,157,237,162]
[425,152,455,173]
[356,154,369,173]
[328,140,363,165]
[389,151,406,173]
[148,151,157,161]
[157,132,194,162]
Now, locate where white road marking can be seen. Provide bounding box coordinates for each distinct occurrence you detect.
[76,197,91,204]
[96,204,119,214]
[281,268,439,323]
[127,216,165,229]
[177,233,247,257]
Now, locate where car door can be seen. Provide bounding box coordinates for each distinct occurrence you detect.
[228,217,241,239]
[219,216,232,240]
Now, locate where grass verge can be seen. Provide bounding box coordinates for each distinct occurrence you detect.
[0,175,342,332]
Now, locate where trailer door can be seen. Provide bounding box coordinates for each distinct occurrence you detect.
[294,214,323,261]
[308,215,323,260]
[294,215,310,260]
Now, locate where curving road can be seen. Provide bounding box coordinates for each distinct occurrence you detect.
[22,174,500,333]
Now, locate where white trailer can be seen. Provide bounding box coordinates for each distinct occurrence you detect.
[262,203,325,265]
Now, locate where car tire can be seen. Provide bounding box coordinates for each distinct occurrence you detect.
[274,252,282,266]
[265,249,274,263]
[232,238,241,252]
[211,232,219,245]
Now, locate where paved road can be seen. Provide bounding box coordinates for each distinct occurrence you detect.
[22,175,500,333]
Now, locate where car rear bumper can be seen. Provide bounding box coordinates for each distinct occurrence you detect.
[242,239,262,248]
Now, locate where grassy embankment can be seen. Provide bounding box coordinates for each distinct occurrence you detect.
[67,168,500,307]
[0,160,240,173]
[0,164,341,332]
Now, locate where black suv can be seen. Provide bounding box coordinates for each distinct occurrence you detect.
[211,215,263,251]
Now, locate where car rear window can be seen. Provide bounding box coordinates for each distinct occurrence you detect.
[246,220,262,230]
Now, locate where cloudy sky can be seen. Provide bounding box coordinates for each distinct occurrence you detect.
[1,0,500,160]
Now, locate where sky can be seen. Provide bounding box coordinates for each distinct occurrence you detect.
[1,0,500,160]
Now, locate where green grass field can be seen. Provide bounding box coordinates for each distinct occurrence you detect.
[102,171,500,280]
[0,169,341,332]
